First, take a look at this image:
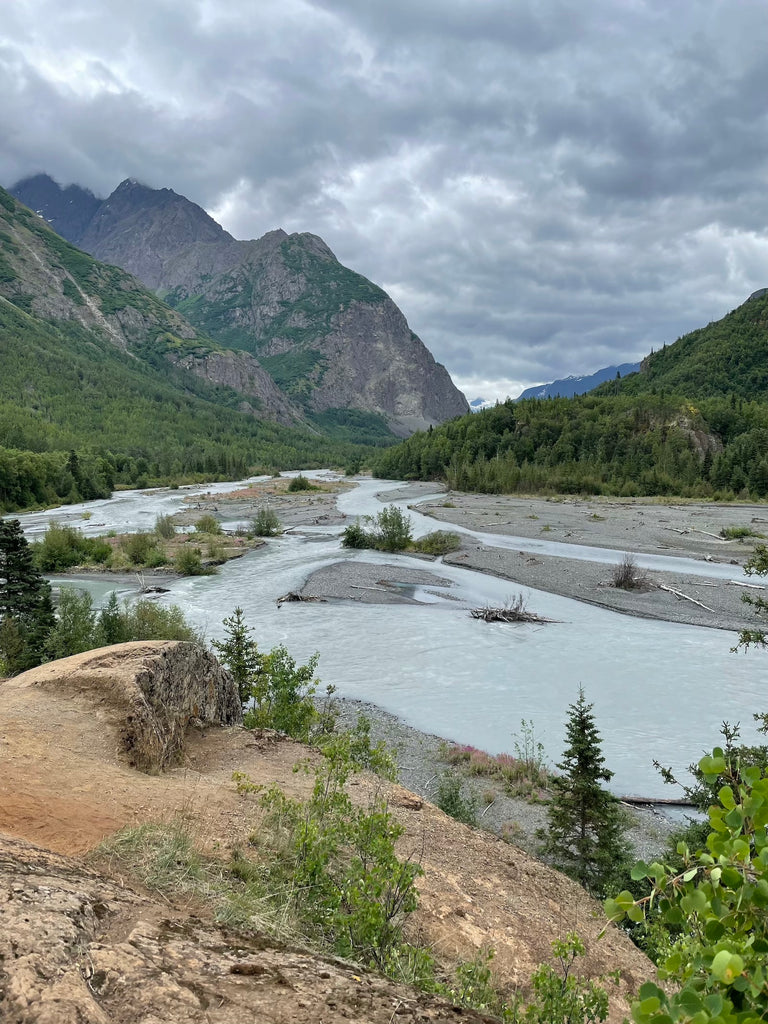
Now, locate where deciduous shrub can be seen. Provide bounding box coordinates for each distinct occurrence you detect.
[154,514,176,539]
[34,523,112,571]
[605,746,768,1024]
[287,474,318,492]
[194,514,222,535]
[251,507,281,536]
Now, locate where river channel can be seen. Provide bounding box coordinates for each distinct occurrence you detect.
[16,474,767,799]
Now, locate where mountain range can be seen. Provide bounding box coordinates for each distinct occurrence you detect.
[515,362,641,401]
[10,174,468,437]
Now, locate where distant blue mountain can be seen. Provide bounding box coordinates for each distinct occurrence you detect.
[469,397,493,411]
[515,362,641,401]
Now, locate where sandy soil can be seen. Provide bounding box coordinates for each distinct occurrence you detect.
[0,653,653,1020]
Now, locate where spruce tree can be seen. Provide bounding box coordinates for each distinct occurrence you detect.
[0,517,55,673]
[539,687,629,895]
[212,607,261,707]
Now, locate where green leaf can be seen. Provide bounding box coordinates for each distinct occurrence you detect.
[631,861,650,881]
[678,989,703,1015]
[710,950,744,985]
[724,805,744,830]
[681,889,707,915]
[718,785,736,809]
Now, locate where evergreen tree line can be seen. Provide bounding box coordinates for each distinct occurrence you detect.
[374,393,768,499]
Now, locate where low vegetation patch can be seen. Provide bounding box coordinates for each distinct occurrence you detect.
[411,529,461,555]
[610,552,648,590]
[31,519,259,576]
[719,524,763,541]
[342,506,460,556]
[439,720,551,802]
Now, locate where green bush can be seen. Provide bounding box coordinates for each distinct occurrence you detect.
[340,506,413,552]
[436,771,478,826]
[194,514,222,535]
[341,519,371,548]
[287,474,318,492]
[115,598,202,643]
[374,505,413,551]
[34,523,112,571]
[251,507,281,537]
[411,530,461,555]
[121,530,161,566]
[46,586,99,659]
[174,546,211,575]
[249,744,423,971]
[245,645,321,742]
[154,514,177,539]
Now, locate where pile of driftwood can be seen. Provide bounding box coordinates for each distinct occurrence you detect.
[276,591,326,605]
[470,595,553,624]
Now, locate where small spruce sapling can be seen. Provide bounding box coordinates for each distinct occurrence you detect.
[538,687,629,895]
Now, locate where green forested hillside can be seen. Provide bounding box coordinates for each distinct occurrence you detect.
[599,291,768,401]
[374,393,768,499]
[375,291,768,499]
[0,187,377,511]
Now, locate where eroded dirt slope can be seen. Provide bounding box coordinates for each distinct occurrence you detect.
[0,642,654,1021]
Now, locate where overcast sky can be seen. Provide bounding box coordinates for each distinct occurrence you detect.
[2,0,767,400]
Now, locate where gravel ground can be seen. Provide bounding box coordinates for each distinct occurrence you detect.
[329,695,680,864]
[298,561,455,604]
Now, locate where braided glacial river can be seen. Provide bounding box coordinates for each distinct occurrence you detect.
[17,474,767,798]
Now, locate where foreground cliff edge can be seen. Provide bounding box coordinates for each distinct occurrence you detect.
[0,642,652,1022]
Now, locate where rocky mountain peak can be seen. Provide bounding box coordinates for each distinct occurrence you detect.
[79,179,234,290]
[11,172,101,244]
[9,172,469,433]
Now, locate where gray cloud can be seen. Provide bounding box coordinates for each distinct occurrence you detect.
[2,0,767,400]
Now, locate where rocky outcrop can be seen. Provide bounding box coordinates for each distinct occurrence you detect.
[0,832,487,1024]
[166,348,307,429]
[15,641,241,771]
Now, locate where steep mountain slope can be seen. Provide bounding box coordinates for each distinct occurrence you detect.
[597,289,768,401]
[11,175,469,436]
[0,185,374,509]
[0,186,304,429]
[516,361,641,401]
[374,293,768,499]
[11,172,101,243]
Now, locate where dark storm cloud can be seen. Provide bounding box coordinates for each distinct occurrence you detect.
[2,0,767,400]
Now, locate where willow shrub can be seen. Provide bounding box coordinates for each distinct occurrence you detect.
[605,747,768,1023]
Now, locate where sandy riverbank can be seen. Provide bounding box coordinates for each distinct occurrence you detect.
[174,475,353,530]
[328,695,679,863]
[379,483,766,632]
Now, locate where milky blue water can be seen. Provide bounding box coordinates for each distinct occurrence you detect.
[17,474,765,798]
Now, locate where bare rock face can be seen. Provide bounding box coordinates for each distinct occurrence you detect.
[0,833,486,1024]
[166,348,307,428]
[15,641,241,771]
